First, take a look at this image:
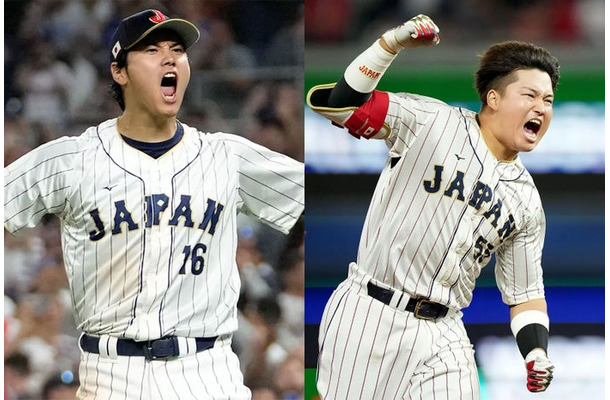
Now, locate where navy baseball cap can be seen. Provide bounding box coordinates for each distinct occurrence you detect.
[110,9,200,61]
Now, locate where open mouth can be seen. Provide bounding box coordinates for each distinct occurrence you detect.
[161,73,177,99]
[523,119,541,139]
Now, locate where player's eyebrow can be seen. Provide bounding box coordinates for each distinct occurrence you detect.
[522,87,554,99]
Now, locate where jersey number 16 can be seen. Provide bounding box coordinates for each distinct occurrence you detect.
[179,243,207,275]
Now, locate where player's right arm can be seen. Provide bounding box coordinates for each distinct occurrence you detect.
[4,137,79,234]
[306,15,440,139]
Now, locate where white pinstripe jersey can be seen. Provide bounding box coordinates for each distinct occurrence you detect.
[355,92,546,310]
[4,118,304,341]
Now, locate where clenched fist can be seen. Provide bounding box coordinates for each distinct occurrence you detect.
[381,14,440,53]
[525,348,554,392]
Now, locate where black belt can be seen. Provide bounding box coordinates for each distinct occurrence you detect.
[367,281,448,320]
[80,334,218,361]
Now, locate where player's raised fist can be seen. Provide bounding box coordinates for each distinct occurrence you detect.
[524,349,554,392]
[381,14,440,53]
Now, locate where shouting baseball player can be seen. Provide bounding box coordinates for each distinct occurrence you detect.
[307,14,556,399]
[4,9,304,400]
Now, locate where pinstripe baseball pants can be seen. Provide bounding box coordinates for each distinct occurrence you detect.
[317,267,480,400]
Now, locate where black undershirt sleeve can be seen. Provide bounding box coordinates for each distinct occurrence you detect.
[327,77,372,108]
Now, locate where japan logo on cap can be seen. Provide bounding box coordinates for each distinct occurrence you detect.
[112,42,122,59]
[149,9,168,24]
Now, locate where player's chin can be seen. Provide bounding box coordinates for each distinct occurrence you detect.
[518,138,546,154]
[155,106,180,119]
[516,141,538,153]
[519,131,545,152]
[159,96,183,115]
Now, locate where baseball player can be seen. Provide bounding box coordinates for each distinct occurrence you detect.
[4,9,304,400]
[307,14,557,399]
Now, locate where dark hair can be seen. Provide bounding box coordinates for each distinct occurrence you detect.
[474,41,560,104]
[109,51,128,111]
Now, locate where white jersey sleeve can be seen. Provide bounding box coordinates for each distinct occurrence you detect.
[5,136,82,233]
[217,133,304,234]
[494,183,546,305]
[383,92,452,152]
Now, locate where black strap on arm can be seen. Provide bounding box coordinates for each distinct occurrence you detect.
[515,323,549,358]
[327,77,372,108]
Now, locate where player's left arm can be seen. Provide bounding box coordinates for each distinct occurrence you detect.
[496,200,553,393]
[228,135,304,234]
[510,298,554,393]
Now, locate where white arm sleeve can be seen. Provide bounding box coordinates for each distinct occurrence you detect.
[343,39,397,94]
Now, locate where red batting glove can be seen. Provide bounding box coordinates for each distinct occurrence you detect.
[524,349,555,392]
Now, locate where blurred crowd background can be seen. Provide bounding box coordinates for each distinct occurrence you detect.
[305,0,603,47]
[4,1,304,399]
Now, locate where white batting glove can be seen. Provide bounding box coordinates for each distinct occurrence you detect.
[381,14,440,53]
[524,348,554,392]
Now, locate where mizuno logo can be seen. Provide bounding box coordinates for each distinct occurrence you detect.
[103,184,117,192]
[455,154,465,161]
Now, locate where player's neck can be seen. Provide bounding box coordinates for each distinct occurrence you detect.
[477,112,518,162]
[117,113,178,143]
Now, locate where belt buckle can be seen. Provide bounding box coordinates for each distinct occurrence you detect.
[143,337,179,361]
[413,299,437,320]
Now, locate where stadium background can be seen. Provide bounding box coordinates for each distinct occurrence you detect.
[304,1,604,399]
[4,1,304,399]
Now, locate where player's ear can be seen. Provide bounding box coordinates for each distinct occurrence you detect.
[486,89,500,111]
[110,62,128,85]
